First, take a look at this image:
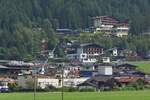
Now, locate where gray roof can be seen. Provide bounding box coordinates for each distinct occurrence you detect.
[80,43,103,48]
[0,65,30,70]
[90,75,113,82]
[78,75,113,87]
[116,63,137,68]
[0,65,9,69]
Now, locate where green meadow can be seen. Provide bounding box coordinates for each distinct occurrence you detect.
[0,90,150,100]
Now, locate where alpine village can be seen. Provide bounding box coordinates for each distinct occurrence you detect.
[0,0,150,95]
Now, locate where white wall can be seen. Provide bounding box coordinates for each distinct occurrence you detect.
[116,32,128,37]
[18,76,89,89]
[94,19,101,28]
[38,78,60,89]
[18,75,34,89]
[105,67,113,75]
[98,66,112,75]
[37,78,89,89]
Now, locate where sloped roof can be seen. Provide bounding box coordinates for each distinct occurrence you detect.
[80,43,103,48]
[81,75,112,83]
[0,65,31,70]
[0,65,9,69]
[116,63,137,68]
[77,75,113,87]
[115,76,143,83]
[91,75,113,82]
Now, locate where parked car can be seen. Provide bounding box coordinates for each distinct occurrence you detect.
[0,86,9,92]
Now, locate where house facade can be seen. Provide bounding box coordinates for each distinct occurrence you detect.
[114,25,129,37]
[67,43,104,63]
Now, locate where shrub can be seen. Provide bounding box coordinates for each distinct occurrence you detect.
[56,87,78,92]
[8,83,19,91]
[121,86,136,91]
[129,79,145,90]
[44,85,57,92]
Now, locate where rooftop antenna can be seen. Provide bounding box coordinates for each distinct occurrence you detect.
[40,46,57,74]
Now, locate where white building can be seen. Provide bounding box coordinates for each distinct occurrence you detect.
[93,16,129,37]
[98,64,113,75]
[114,26,129,37]
[38,78,89,89]
[67,43,104,63]
[18,75,89,89]
[18,75,34,89]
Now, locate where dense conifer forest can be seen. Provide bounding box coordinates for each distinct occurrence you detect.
[0,0,150,60]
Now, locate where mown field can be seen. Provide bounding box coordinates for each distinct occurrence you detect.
[0,90,150,100]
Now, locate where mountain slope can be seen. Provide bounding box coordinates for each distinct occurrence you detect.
[0,0,150,60]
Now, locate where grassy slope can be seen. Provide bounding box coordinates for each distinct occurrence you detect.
[128,61,150,73]
[0,91,150,100]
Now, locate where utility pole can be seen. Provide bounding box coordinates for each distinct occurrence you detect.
[59,63,64,100]
[33,64,37,100]
[34,73,36,100]
[61,65,64,100]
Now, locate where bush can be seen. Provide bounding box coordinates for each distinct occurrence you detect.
[8,83,20,92]
[144,84,150,90]
[44,85,57,92]
[56,87,78,92]
[121,86,136,91]
[129,79,145,90]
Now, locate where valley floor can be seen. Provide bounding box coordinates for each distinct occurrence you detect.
[0,90,150,100]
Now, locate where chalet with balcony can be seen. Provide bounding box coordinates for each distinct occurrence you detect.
[67,43,104,63]
[92,16,129,37]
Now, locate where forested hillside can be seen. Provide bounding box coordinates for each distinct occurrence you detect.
[0,0,150,60]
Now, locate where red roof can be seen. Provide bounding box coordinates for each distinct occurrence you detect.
[93,16,129,26]
[115,76,144,83]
